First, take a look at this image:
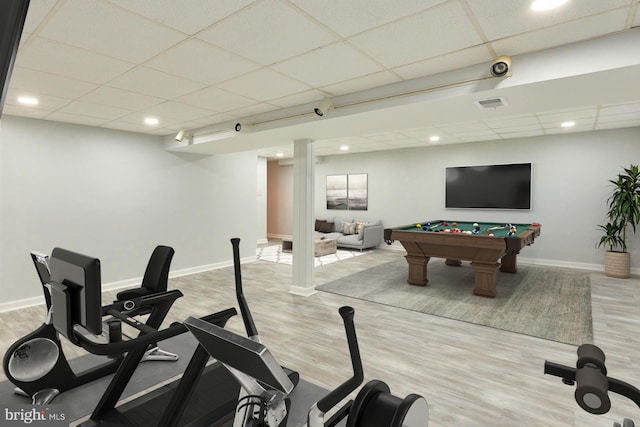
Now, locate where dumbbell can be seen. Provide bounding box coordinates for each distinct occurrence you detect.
[574,344,610,415]
[347,380,429,427]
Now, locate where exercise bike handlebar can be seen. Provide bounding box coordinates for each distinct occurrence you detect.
[231,238,259,339]
[316,306,364,413]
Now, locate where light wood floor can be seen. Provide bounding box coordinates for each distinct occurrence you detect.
[2,246,640,426]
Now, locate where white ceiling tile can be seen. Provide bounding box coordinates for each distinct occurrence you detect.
[600,101,640,116]
[7,66,97,99]
[490,9,630,56]
[439,121,490,133]
[217,69,311,102]
[198,0,338,66]
[466,0,630,41]
[228,103,284,119]
[2,106,51,119]
[145,39,260,85]
[106,0,253,35]
[350,2,483,68]
[321,71,401,97]
[39,0,185,63]
[290,0,445,37]
[597,112,640,123]
[59,101,132,120]
[109,67,205,99]
[393,46,493,80]
[272,42,384,88]
[175,87,257,113]
[116,111,182,129]
[454,130,499,139]
[99,121,158,134]
[5,88,71,110]
[22,0,59,33]
[483,115,539,128]
[143,101,214,121]
[44,111,110,127]
[596,119,640,130]
[15,37,133,84]
[493,124,542,133]
[497,129,545,139]
[537,108,598,123]
[268,90,328,108]
[80,87,164,110]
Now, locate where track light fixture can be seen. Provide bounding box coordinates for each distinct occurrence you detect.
[314,98,333,117]
[175,130,186,142]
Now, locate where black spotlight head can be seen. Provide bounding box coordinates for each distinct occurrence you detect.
[235,123,242,132]
[314,107,324,117]
[490,56,511,77]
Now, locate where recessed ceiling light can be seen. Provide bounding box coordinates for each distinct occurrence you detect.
[530,0,568,12]
[561,121,576,128]
[144,117,159,126]
[17,96,38,106]
[429,135,440,142]
[340,145,349,151]
[276,152,284,157]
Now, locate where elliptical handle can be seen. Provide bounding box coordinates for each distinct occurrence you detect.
[316,306,365,413]
[231,238,259,338]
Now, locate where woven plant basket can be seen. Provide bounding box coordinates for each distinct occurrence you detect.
[604,251,631,279]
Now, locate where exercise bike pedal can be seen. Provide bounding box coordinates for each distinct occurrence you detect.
[141,346,179,362]
[32,388,60,405]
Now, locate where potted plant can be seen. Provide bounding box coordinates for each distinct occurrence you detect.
[597,164,640,278]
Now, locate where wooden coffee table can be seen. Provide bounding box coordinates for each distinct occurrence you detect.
[281,238,337,257]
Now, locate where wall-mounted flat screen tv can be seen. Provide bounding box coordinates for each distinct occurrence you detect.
[445,163,532,210]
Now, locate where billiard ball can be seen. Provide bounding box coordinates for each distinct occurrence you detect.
[422,226,427,231]
[444,228,450,233]
[452,221,457,226]
[443,221,449,226]
[473,222,479,227]
[488,233,494,236]
[426,222,431,226]
[472,229,479,234]
[416,223,421,228]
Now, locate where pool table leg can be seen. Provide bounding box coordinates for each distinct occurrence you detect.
[500,253,517,273]
[470,261,499,297]
[405,255,429,286]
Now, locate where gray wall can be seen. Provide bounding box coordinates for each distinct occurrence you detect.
[268,127,640,271]
[0,116,258,309]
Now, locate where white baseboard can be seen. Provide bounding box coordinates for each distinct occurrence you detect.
[0,256,256,313]
[289,286,317,296]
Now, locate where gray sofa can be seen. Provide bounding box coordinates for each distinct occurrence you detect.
[314,217,384,250]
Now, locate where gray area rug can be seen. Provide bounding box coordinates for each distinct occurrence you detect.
[318,260,593,345]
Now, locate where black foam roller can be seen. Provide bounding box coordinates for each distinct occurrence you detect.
[574,365,611,414]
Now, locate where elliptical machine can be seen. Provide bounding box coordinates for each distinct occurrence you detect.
[545,343,640,427]
[184,238,430,427]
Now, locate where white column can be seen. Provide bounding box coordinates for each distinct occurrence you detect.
[289,138,316,296]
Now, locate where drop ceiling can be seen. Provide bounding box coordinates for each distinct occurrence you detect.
[4,0,640,160]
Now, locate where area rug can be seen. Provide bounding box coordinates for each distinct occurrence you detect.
[317,260,593,345]
[256,244,367,266]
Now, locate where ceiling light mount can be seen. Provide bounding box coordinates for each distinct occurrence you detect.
[175,130,186,142]
[314,98,334,117]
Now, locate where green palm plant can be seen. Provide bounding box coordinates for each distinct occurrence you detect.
[598,164,640,252]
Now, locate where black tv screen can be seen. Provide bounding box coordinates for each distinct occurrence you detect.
[445,163,531,209]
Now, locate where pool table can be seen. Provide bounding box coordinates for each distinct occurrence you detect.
[384,220,541,297]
